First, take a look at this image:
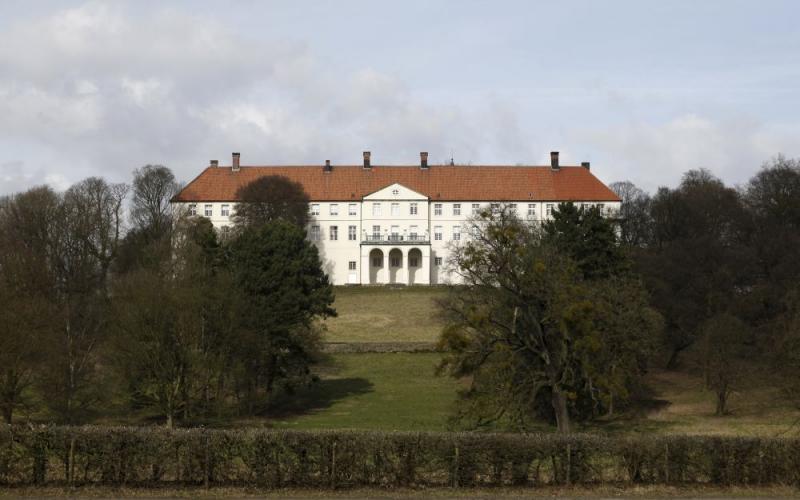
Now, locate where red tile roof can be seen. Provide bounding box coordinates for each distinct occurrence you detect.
[172,164,620,202]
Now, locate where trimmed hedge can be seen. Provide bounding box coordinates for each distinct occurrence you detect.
[1,425,799,488]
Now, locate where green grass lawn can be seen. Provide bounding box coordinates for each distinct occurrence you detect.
[321,286,447,343]
[269,352,462,431]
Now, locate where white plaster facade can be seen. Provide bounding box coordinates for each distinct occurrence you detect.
[177,184,620,286]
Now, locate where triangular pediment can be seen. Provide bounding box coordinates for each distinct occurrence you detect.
[363,183,428,200]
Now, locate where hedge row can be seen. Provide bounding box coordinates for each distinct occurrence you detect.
[1,425,799,488]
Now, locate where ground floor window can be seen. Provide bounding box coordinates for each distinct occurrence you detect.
[435,257,443,266]
[348,261,357,270]
[409,257,419,267]
[372,256,382,267]
[390,256,401,267]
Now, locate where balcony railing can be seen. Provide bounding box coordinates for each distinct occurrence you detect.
[362,234,430,245]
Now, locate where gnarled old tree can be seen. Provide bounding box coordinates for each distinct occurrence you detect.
[438,206,660,433]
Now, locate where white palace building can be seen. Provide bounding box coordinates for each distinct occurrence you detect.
[172,151,621,285]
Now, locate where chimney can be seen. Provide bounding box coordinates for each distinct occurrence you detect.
[550,151,560,170]
[210,160,218,167]
[363,151,371,169]
[323,159,332,173]
[232,152,241,172]
[581,161,591,170]
[420,151,429,169]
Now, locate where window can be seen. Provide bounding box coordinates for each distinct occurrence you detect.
[310,225,320,241]
[391,256,401,267]
[204,204,213,217]
[372,203,381,216]
[221,204,230,217]
[527,204,536,218]
[409,225,418,240]
[391,203,400,216]
[348,261,357,271]
[310,203,320,216]
[435,257,443,266]
[409,202,418,215]
[329,226,338,241]
[409,257,419,267]
[392,188,399,195]
[390,225,399,240]
[348,203,357,216]
[348,225,357,241]
[546,204,554,217]
[472,203,480,215]
[508,203,517,214]
[434,226,442,241]
[452,225,461,241]
[453,203,461,216]
[188,204,197,216]
[490,203,500,211]
[597,203,605,213]
[330,204,339,216]
[434,203,442,216]
[372,256,382,267]
[372,225,381,239]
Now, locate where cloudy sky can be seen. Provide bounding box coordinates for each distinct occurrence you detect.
[1,0,798,195]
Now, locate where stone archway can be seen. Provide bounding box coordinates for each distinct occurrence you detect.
[407,248,422,285]
[369,248,384,284]
[388,248,403,284]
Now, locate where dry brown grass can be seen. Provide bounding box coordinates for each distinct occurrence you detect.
[321,286,447,343]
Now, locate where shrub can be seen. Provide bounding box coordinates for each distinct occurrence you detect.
[1,424,799,488]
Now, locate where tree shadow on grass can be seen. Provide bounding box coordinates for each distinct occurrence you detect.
[266,377,374,418]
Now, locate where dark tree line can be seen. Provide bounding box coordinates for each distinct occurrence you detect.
[0,169,333,426]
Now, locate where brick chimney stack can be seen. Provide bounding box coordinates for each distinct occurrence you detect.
[420,151,429,169]
[323,159,332,173]
[232,152,241,172]
[363,151,371,169]
[581,161,591,170]
[550,151,560,170]
[210,160,218,167]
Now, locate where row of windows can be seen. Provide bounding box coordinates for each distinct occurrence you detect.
[188,204,231,217]
[195,202,609,220]
[309,224,469,242]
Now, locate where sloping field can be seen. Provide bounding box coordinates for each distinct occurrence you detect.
[321,286,447,343]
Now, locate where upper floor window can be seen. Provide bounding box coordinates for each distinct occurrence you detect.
[434,203,442,216]
[348,203,357,216]
[597,203,605,213]
[409,225,418,239]
[310,203,320,216]
[434,225,442,241]
[392,188,400,195]
[472,203,480,215]
[391,203,400,216]
[490,203,500,212]
[409,202,418,215]
[527,204,536,218]
[310,225,320,241]
[188,204,197,216]
[546,204,554,217]
[452,225,461,241]
[329,225,338,241]
[330,204,339,216]
[204,204,213,217]
[508,203,517,214]
[221,204,230,217]
[372,203,381,216]
[348,225,357,241]
[434,256,443,266]
[453,204,461,216]
[372,225,381,238]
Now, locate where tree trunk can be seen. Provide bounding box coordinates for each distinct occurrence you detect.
[715,388,728,416]
[552,389,571,433]
[1,404,11,424]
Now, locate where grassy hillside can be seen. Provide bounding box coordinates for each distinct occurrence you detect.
[321,286,447,343]
[270,353,462,431]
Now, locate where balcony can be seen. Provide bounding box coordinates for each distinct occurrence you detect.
[362,234,430,245]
